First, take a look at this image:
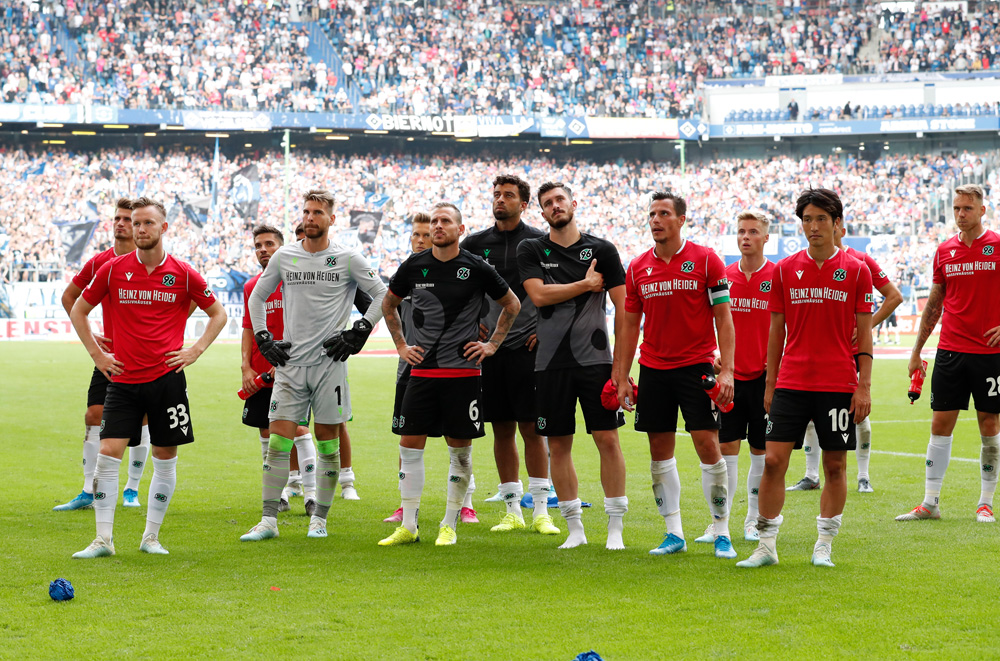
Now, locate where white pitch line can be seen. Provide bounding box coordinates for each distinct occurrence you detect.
[873,450,978,464]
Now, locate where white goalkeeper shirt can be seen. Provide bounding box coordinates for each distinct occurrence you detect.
[249,239,386,366]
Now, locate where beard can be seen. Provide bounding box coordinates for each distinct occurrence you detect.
[493,206,515,221]
[135,235,160,250]
[431,235,456,248]
[545,210,573,230]
[304,226,326,239]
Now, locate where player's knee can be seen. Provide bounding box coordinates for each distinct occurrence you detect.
[591,431,622,455]
[976,412,1000,437]
[763,451,789,474]
[84,406,102,427]
[822,452,847,478]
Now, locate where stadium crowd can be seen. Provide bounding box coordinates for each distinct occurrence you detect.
[4,1,1000,116]
[1,145,995,295]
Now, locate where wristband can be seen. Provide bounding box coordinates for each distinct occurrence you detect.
[856,351,874,360]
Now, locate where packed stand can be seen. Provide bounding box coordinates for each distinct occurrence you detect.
[1,145,995,295]
[2,0,349,111]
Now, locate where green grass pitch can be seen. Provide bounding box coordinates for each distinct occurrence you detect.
[0,342,993,659]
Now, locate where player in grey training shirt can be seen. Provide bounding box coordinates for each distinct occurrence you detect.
[241,189,386,543]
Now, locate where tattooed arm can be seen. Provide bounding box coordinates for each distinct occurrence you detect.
[909,282,944,378]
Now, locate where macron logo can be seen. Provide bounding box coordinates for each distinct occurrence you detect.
[795,270,804,280]
[645,267,653,276]
[841,433,849,442]
[125,272,134,281]
[950,249,956,257]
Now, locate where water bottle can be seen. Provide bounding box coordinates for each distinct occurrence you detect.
[238,372,274,400]
[701,374,734,413]
[908,360,928,404]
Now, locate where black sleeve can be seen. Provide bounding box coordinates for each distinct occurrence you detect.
[597,240,626,289]
[516,240,544,284]
[387,257,413,299]
[479,258,511,301]
[353,287,373,314]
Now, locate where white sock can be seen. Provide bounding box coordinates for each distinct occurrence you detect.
[980,434,999,507]
[756,514,783,554]
[604,495,627,550]
[804,421,821,481]
[259,435,269,462]
[93,454,121,541]
[701,460,730,538]
[500,481,523,516]
[746,453,765,526]
[558,498,586,548]
[294,433,317,498]
[856,416,872,480]
[462,474,476,509]
[144,456,177,538]
[82,425,100,494]
[124,426,151,491]
[442,446,472,529]
[528,476,549,519]
[924,434,953,508]
[816,514,842,547]
[723,454,739,516]
[651,458,682,536]
[399,446,424,533]
[338,466,355,489]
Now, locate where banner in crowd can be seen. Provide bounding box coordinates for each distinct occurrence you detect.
[229,165,261,220]
[349,210,383,245]
[182,111,272,131]
[178,193,211,229]
[712,116,1000,138]
[56,220,99,264]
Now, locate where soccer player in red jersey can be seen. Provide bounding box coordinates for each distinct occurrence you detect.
[897,184,1000,524]
[56,198,152,511]
[714,211,775,543]
[240,225,317,514]
[738,188,873,569]
[613,191,737,559]
[790,225,902,494]
[69,197,227,558]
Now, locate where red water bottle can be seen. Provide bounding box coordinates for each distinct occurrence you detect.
[238,373,274,400]
[701,374,734,413]
[908,360,928,404]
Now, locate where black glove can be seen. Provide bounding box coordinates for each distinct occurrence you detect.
[255,330,291,367]
[322,318,374,361]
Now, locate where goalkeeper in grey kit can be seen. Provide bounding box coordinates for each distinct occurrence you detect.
[241,189,387,542]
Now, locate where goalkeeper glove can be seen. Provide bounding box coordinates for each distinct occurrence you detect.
[323,318,374,361]
[254,330,291,367]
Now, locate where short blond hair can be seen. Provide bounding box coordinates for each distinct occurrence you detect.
[954,184,984,203]
[303,189,335,212]
[131,196,166,220]
[736,210,770,232]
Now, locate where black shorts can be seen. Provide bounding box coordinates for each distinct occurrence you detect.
[398,376,484,439]
[87,367,143,446]
[766,389,856,451]
[87,367,110,407]
[885,312,897,328]
[931,349,1000,413]
[535,364,624,437]
[392,374,442,438]
[242,387,273,429]
[635,362,721,434]
[719,374,767,450]
[481,344,536,423]
[102,370,194,447]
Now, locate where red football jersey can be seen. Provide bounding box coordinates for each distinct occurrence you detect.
[242,272,285,375]
[769,248,873,393]
[845,245,890,290]
[71,246,134,352]
[726,259,775,381]
[932,229,1000,354]
[625,241,730,370]
[82,252,217,384]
